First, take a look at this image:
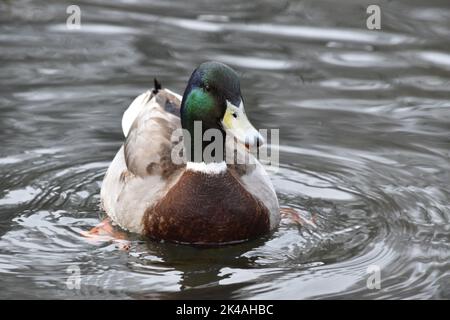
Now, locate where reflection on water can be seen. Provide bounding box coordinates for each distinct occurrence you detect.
[0,0,449,299]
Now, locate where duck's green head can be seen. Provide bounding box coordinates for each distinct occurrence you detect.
[180,61,263,162]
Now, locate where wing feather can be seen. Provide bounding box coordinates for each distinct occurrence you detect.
[124,90,182,178]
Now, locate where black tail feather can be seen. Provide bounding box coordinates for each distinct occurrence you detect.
[153,78,162,94]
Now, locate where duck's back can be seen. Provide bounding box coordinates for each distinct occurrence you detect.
[100,89,184,233]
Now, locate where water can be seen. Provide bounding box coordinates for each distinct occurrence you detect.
[0,0,449,299]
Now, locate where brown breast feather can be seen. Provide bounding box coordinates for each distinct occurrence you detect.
[143,169,270,245]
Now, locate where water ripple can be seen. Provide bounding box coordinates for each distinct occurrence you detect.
[0,0,449,300]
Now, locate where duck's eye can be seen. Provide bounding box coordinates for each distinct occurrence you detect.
[204,84,211,92]
[232,113,238,119]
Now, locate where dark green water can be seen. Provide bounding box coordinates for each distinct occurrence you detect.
[0,0,449,299]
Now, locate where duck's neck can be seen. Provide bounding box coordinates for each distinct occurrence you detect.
[183,121,227,164]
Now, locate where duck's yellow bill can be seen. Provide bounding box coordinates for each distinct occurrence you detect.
[222,101,264,148]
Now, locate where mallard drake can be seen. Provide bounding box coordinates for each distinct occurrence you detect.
[100,61,279,245]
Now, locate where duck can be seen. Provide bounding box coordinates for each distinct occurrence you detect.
[100,61,280,245]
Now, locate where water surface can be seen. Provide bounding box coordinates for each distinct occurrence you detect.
[0,0,449,299]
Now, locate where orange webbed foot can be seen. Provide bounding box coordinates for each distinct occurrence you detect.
[280,207,317,228]
[81,218,130,250]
